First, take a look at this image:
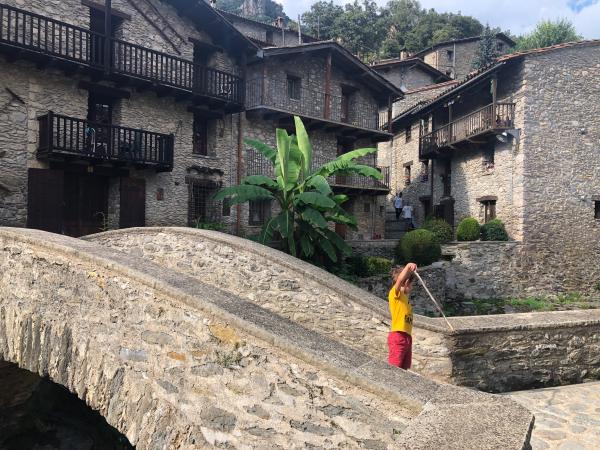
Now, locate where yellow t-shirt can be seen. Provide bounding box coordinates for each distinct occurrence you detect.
[388,287,413,335]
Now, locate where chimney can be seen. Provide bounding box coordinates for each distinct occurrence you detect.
[209,0,216,7]
[400,50,409,60]
[273,16,284,29]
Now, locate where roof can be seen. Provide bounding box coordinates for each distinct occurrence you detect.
[392,39,600,130]
[403,79,460,95]
[258,41,404,99]
[216,8,318,42]
[370,57,452,82]
[412,33,516,58]
[165,0,260,56]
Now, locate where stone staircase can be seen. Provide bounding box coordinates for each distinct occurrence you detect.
[384,208,408,240]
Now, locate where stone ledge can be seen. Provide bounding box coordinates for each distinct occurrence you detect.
[3,227,533,449]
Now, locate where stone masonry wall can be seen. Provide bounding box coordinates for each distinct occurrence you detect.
[374,64,437,92]
[519,46,600,293]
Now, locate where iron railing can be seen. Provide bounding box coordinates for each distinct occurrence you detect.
[0,4,243,104]
[246,148,389,191]
[246,77,381,131]
[38,111,174,170]
[420,102,515,157]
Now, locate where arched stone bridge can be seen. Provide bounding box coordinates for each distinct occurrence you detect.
[0,227,533,449]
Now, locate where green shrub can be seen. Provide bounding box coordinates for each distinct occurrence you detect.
[480,219,509,241]
[194,221,225,231]
[456,217,481,241]
[396,229,441,267]
[345,256,393,277]
[422,217,453,244]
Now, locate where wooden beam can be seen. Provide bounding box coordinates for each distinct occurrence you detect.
[324,50,332,119]
[81,0,131,19]
[78,81,131,99]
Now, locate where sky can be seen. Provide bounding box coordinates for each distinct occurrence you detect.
[283,0,600,39]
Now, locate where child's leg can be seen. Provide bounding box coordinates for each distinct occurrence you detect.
[401,334,413,370]
[387,332,402,366]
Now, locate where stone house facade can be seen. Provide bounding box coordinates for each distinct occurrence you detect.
[387,42,600,293]
[370,57,450,92]
[412,34,515,80]
[0,0,399,243]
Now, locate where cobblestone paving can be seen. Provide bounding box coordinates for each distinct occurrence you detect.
[510,382,600,450]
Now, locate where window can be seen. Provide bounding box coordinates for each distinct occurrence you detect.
[364,203,370,213]
[404,165,411,186]
[497,42,504,53]
[266,30,274,45]
[249,200,271,226]
[188,182,220,226]
[446,49,454,61]
[287,75,301,100]
[341,92,350,123]
[595,201,600,220]
[483,149,495,171]
[420,161,429,182]
[193,114,209,155]
[405,126,412,143]
[481,200,496,223]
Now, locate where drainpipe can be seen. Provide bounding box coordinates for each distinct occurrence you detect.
[104,0,112,74]
[430,158,435,216]
[236,112,243,236]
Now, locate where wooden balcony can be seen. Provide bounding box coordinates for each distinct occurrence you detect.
[246,149,390,195]
[0,4,243,109]
[38,111,174,171]
[245,77,392,142]
[419,103,515,158]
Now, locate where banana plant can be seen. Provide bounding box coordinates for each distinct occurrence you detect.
[214,116,383,263]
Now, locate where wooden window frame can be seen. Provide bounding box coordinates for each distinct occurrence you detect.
[405,126,412,143]
[287,75,301,101]
[249,200,271,226]
[481,200,497,223]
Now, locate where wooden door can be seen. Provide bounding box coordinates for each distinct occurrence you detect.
[27,168,64,234]
[63,173,109,237]
[120,178,145,229]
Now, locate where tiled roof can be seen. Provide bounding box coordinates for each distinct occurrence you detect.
[403,80,460,95]
[412,33,516,58]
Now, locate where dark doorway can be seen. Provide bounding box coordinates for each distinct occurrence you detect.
[63,172,109,237]
[120,178,146,229]
[89,9,122,66]
[87,94,115,157]
[0,361,133,450]
[27,169,64,234]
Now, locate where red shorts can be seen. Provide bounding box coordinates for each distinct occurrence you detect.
[388,331,412,369]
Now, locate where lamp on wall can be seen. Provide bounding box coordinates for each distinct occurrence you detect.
[496,131,510,143]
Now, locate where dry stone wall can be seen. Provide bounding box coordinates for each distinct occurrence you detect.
[1,227,534,449]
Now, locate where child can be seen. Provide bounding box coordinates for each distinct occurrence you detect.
[388,263,417,369]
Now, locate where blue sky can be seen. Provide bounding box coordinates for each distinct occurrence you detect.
[283,0,600,39]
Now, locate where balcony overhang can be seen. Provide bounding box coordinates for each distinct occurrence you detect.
[246,106,393,142]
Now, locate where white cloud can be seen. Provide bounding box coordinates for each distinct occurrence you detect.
[283,0,600,39]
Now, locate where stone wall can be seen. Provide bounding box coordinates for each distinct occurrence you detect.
[348,239,397,259]
[374,63,437,92]
[2,227,534,449]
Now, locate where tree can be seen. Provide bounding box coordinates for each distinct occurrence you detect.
[472,25,499,69]
[301,1,344,40]
[334,0,386,61]
[214,117,383,263]
[514,19,581,52]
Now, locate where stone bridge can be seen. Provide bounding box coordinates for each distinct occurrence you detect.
[0,227,533,449]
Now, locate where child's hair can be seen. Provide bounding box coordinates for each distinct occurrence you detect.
[390,266,403,280]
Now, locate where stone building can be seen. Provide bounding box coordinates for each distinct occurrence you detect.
[412,33,515,80]
[0,0,400,242]
[371,56,451,92]
[388,41,600,293]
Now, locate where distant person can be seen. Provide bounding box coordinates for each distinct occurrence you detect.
[402,202,414,229]
[388,263,416,369]
[393,193,403,221]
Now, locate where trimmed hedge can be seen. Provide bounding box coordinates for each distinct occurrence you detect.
[456,217,481,242]
[422,217,453,244]
[396,229,441,267]
[346,256,393,277]
[481,219,509,241]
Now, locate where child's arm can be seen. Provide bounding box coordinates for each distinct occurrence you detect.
[394,263,417,296]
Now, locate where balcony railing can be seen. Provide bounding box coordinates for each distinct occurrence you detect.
[246,77,381,131]
[38,111,174,170]
[246,149,390,192]
[420,102,515,157]
[0,4,243,105]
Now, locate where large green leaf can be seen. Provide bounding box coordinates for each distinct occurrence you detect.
[259,216,278,244]
[333,194,349,205]
[275,209,295,239]
[323,229,352,256]
[301,207,328,229]
[318,237,337,263]
[305,175,332,196]
[214,185,274,205]
[242,175,278,189]
[245,139,277,163]
[295,192,336,209]
[335,147,378,162]
[294,116,312,178]
[275,128,290,193]
[325,212,357,227]
[299,235,315,258]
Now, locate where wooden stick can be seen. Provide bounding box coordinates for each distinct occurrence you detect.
[413,271,454,331]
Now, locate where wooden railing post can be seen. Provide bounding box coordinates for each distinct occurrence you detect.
[324,50,332,119]
[104,0,112,75]
[47,110,54,150]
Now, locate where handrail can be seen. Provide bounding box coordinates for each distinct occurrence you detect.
[37,111,174,169]
[0,4,243,104]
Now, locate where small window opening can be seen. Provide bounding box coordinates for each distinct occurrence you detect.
[481,200,496,223]
[483,149,495,171]
[287,75,301,100]
[404,165,411,186]
[249,200,271,226]
[405,126,412,143]
[595,201,600,220]
[420,161,429,182]
[193,114,209,156]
